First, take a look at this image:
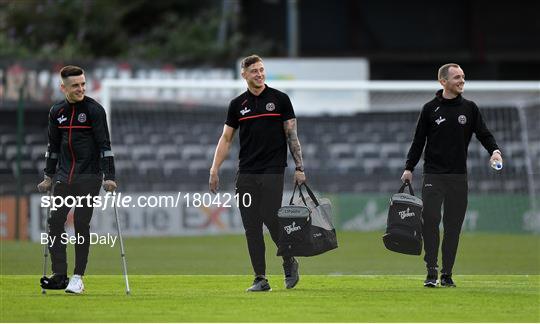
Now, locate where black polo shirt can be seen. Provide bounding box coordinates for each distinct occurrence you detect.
[226,85,296,173]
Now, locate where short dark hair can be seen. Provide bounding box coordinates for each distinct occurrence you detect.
[240,55,263,70]
[60,65,84,79]
[438,63,460,80]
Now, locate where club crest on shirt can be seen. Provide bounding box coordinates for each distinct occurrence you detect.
[458,115,467,124]
[240,107,251,116]
[78,113,87,123]
[265,102,275,111]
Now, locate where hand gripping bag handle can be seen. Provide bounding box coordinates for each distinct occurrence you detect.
[398,179,415,196]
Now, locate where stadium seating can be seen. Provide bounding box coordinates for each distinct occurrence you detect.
[1,105,538,195]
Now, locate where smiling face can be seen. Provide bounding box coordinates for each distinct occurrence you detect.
[440,66,465,97]
[242,61,266,90]
[61,74,86,103]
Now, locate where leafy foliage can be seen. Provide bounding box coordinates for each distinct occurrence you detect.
[0,0,272,63]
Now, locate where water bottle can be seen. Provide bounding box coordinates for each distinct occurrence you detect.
[491,160,503,170]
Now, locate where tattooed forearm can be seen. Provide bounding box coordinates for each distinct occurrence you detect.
[284,119,303,168]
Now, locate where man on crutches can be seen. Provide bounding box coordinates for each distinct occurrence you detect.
[37,65,117,294]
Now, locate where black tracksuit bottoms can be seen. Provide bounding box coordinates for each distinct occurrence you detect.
[235,173,292,276]
[422,174,468,275]
[48,179,102,276]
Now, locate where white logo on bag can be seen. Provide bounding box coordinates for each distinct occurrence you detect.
[435,116,446,125]
[282,209,304,215]
[398,207,415,219]
[284,221,301,234]
[240,107,251,115]
[57,115,67,124]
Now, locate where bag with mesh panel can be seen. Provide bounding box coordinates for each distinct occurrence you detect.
[277,183,337,257]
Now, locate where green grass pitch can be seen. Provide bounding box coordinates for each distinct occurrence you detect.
[1,231,539,322]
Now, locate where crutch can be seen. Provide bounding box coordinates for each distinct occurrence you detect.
[112,191,130,295]
[41,190,51,295]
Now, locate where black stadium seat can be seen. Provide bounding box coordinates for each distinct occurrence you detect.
[1,105,537,195]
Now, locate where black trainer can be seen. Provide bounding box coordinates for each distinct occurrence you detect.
[283,257,299,289]
[424,268,438,288]
[40,274,69,290]
[246,277,271,292]
[440,274,456,287]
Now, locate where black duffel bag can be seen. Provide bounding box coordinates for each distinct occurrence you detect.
[382,180,423,255]
[277,183,337,257]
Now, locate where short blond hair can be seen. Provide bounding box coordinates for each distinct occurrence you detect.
[438,63,460,80]
[240,55,263,70]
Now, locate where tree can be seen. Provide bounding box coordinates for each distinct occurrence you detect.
[0,0,274,64]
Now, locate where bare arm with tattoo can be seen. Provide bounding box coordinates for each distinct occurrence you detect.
[284,118,306,184]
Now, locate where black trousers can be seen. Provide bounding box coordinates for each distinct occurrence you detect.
[422,174,468,275]
[48,179,101,276]
[235,173,292,276]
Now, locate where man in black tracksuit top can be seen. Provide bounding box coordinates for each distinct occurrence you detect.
[209,55,306,292]
[37,65,116,294]
[402,63,502,287]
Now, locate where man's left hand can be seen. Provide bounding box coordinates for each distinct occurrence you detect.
[103,180,117,192]
[294,170,306,185]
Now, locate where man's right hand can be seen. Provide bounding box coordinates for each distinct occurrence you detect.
[37,175,52,193]
[401,170,413,183]
[103,180,117,192]
[209,170,219,194]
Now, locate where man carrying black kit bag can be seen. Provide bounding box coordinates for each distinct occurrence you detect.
[383,180,423,255]
[277,183,337,257]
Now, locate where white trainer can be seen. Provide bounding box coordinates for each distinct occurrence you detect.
[65,275,84,294]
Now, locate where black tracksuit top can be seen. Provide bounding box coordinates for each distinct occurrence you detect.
[226,85,296,173]
[44,96,115,183]
[405,90,499,174]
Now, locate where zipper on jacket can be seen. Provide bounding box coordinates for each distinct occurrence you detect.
[68,105,76,184]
